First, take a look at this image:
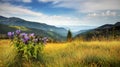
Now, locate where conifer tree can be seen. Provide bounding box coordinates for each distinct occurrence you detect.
[67,30,72,42]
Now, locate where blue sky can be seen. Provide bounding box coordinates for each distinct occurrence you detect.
[0,0,120,27]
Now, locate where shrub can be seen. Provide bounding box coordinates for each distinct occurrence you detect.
[7,30,48,66]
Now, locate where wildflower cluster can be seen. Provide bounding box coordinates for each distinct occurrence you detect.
[7,30,48,61]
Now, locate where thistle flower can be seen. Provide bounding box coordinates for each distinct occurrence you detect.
[29,33,34,37]
[16,30,21,35]
[7,32,14,39]
[42,37,48,44]
[29,33,35,39]
[20,33,27,37]
[22,34,29,44]
[24,35,29,41]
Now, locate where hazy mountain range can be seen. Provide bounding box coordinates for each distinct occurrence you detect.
[0,16,69,41]
[60,25,97,32]
[0,15,119,41]
[0,23,67,41]
[75,22,120,40]
[0,16,67,37]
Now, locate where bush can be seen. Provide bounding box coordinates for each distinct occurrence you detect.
[7,30,48,66]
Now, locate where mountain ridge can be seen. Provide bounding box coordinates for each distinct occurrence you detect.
[75,22,120,40]
[0,23,65,41]
[0,16,67,36]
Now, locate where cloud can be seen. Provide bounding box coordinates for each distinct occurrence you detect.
[22,0,32,3]
[38,0,62,3]
[0,2,120,26]
[0,3,43,16]
[0,0,32,3]
[0,3,81,26]
[88,11,117,17]
[81,0,120,12]
[38,0,120,13]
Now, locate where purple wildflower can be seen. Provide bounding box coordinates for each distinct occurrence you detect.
[7,32,14,39]
[42,37,48,44]
[20,33,27,37]
[29,33,35,38]
[8,32,12,36]
[16,30,21,35]
[21,34,29,44]
[22,39,28,44]
[30,33,34,37]
[24,35,29,41]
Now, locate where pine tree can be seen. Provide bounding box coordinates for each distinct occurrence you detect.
[67,30,72,42]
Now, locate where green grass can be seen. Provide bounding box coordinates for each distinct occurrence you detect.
[10,26,30,31]
[0,40,120,67]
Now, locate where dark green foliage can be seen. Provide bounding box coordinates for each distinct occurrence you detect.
[67,30,72,42]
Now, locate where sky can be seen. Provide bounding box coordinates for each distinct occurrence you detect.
[0,0,120,27]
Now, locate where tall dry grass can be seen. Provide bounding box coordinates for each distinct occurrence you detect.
[0,39,120,67]
[43,40,120,67]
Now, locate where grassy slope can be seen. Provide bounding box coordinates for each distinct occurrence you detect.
[0,40,120,67]
[0,24,65,41]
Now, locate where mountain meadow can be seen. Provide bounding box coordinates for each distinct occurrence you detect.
[0,16,120,67]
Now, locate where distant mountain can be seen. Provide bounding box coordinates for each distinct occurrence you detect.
[61,25,97,32]
[60,25,97,37]
[97,24,113,29]
[72,29,89,37]
[0,16,67,36]
[0,16,7,19]
[0,24,65,41]
[115,22,120,26]
[75,22,120,40]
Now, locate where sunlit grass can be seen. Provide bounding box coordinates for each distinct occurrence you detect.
[10,26,30,31]
[0,40,120,67]
[43,41,120,67]
[0,40,16,67]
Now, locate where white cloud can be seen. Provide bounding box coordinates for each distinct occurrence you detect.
[0,3,82,26]
[0,0,32,3]
[38,0,120,13]
[22,0,32,3]
[38,0,63,3]
[81,0,120,12]
[0,3,43,16]
[88,11,117,17]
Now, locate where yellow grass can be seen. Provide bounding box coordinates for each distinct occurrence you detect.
[0,40,120,67]
[43,41,120,67]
